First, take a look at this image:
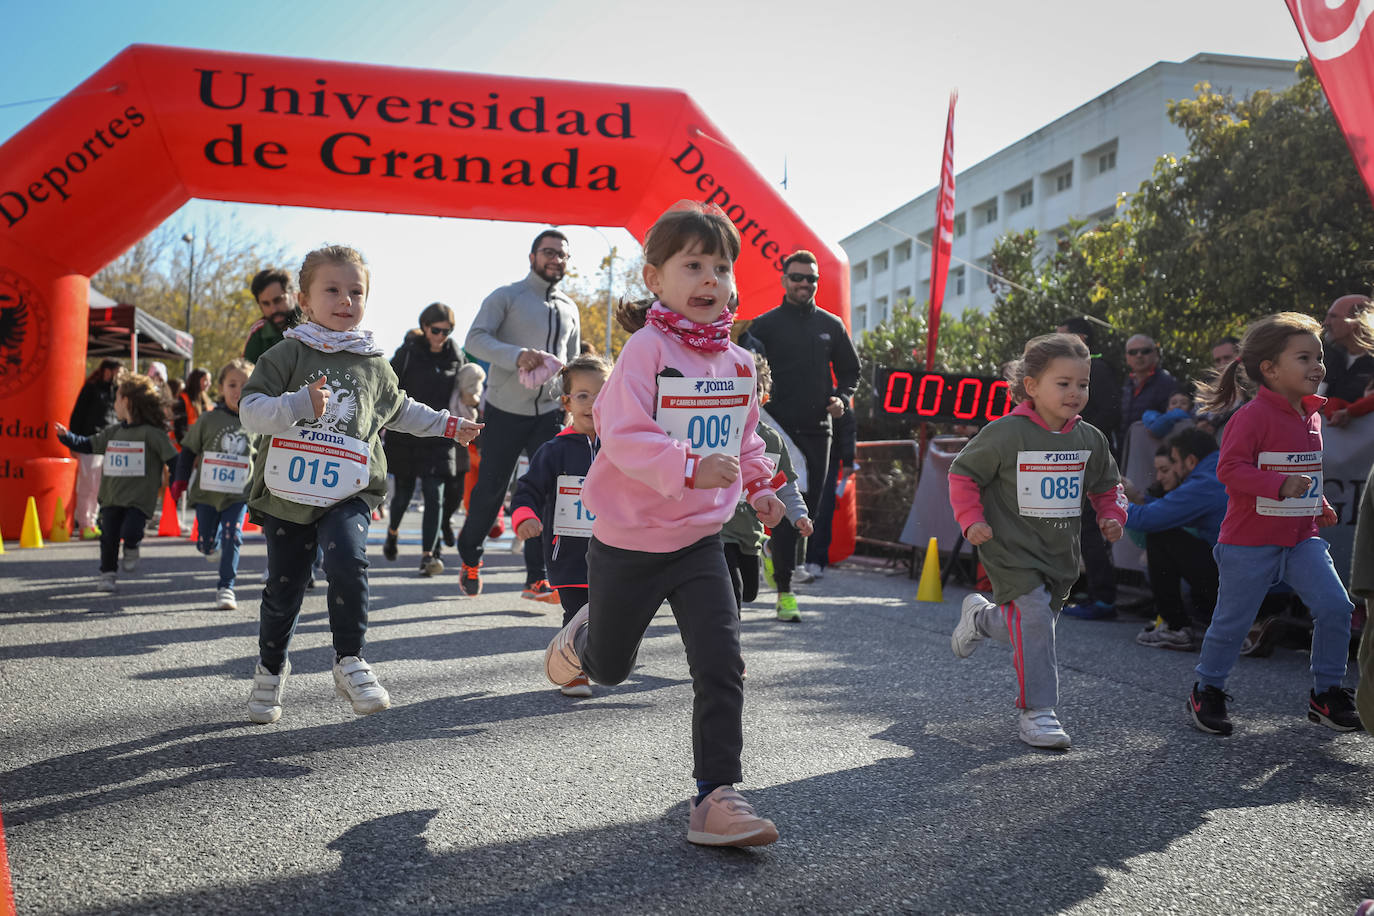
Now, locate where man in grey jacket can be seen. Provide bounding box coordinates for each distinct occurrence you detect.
[457,230,581,597]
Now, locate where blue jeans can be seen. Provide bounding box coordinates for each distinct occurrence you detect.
[1195,538,1353,692]
[258,498,371,671]
[195,501,246,590]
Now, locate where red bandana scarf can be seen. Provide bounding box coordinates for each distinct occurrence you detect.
[646,301,734,352]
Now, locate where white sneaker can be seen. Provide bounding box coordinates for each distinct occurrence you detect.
[1135,622,1192,650]
[1019,707,1071,749]
[121,546,140,572]
[248,660,290,724]
[97,571,117,592]
[510,536,525,554]
[803,562,825,581]
[419,555,445,577]
[952,593,989,659]
[333,656,391,715]
[792,565,816,584]
[216,587,237,610]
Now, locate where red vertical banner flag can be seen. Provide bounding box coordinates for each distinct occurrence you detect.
[1286,0,1374,206]
[925,92,957,369]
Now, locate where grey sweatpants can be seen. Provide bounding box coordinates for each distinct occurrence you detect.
[969,584,1059,710]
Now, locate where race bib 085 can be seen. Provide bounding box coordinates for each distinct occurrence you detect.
[1016,450,1088,518]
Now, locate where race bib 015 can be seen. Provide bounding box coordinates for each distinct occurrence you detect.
[1256,451,1323,517]
[263,428,369,508]
[655,376,755,458]
[1016,450,1088,518]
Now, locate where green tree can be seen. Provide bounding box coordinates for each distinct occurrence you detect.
[94,216,288,388]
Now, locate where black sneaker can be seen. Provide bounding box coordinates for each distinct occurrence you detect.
[1308,686,1363,732]
[442,521,455,548]
[1189,682,1233,735]
[383,531,399,561]
[460,562,482,597]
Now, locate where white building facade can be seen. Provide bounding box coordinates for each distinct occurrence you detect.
[840,53,1299,338]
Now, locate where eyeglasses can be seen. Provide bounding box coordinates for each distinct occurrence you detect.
[566,391,597,404]
[428,326,453,337]
[786,273,819,284]
[538,248,570,261]
[1127,347,1155,356]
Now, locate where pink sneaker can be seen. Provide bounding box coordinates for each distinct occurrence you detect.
[544,605,588,685]
[687,787,779,847]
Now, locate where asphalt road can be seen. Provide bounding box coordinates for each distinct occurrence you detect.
[1,523,1371,915]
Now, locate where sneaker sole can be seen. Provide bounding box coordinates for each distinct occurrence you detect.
[1019,732,1072,750]
[523,592,562,604]
[1188,698,1232,736]
[1307,710,1361,732]
[952,596,985,658]
[248,707,282,725]
[687,823,780,847]
[560,685,593,698]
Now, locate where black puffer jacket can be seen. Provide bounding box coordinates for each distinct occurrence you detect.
[383,331,468,478]
[69,378,118,436]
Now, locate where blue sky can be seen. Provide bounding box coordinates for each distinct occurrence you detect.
[0,0,1307,353]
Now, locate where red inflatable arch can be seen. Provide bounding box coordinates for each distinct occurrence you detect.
[0,44,849,537]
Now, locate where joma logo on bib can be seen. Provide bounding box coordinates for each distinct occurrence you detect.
[302,430,346,445]
[1042,452,1080,461]
[1286,452,1319,462]
[693,379,735,393]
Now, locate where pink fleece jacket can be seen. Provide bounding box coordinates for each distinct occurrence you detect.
[581,324,777,553]
[1215,384,1330,547]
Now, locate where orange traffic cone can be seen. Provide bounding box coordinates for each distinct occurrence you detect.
[157,488,182,537]
[243,519,261,534]
[187,518,199,542]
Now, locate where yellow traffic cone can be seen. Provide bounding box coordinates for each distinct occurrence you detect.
[19,496,44,549]
[0,518,6,553]
[49,496,70,542]
[916,536,942,602]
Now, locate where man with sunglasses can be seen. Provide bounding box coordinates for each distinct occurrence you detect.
[457,229,580,598]
[741,251,860,617]
[1121,334,1178,435]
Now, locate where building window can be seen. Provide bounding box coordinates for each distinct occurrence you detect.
[951,267,965,297]
[852,262,868,283]
[1085,140,1119,177]
[873,251,889,273]
[854,304,867,332]
[1099,149,1116,172]
[1055,169,1073,192]
[875,296,888,324]
[894,240,912,264]
[953,213,966,238]
[1009,182,1033,211]
[896,286,911,306]
[980,199,998,225]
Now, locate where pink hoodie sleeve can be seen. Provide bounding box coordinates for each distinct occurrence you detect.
[592,336,695,499]
[948,473,986,534]
[1089,485,1128,527]
[1215,409,1286,499]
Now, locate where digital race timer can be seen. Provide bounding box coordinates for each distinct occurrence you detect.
[873,368,1013,424]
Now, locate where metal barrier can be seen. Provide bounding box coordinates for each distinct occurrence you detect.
[853,439,921,574]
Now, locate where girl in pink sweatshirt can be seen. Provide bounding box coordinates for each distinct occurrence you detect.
[543,203,785,848]
[1188,312,1360,736]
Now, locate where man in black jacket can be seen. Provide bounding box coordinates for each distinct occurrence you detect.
[741,251,860,617]
[69,358,123,538]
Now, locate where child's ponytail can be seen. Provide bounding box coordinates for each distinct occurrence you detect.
[1200,358,1246,414]
[616,298,653,334]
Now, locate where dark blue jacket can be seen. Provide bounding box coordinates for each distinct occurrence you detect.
[1124,450,1227,546]
[511,427,599,589]
[1121,368,1179,432]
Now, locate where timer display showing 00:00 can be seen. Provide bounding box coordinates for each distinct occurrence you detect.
[875,369,1014,422]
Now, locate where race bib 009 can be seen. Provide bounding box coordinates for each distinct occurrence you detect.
[263,428,369,508]
[103,440,146,478]
[1016,450,1088,518]
[200,450,251,496]
[1256,451,1323,517]
[552,475,595,537]
[655,376,754,458]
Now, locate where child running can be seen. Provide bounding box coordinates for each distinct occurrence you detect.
[511,354,611,697]
[543,203,785,847]
[239,245,482,725]
[721,351,812,617]
[1188,312,1361,735]
[948,333,1126,749]
[56,373,178,592]
[169,358,256,611]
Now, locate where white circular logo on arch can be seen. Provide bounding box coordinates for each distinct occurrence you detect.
[1296,0,1374,60]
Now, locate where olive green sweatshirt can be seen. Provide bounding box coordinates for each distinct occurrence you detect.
[182,406,257,511]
